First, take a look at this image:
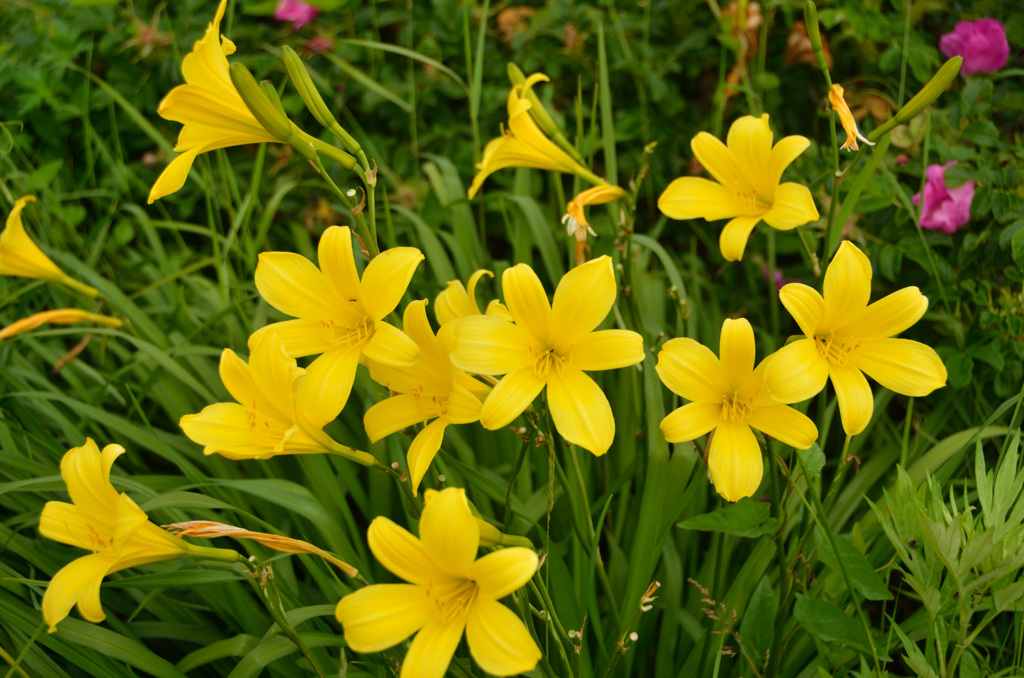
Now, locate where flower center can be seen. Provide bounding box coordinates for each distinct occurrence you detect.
[737,189,770,215]
[814,330,861,366]
[427,578,479,623]
[531,348,568,380]
[721,391,755,422]
[85,522,110,552]
[246,398,282,446]
[410,386,447,418]
[321,315,373,348]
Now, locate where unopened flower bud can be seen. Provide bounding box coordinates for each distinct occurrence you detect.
[869,56,962,142]
[229,63,294,143]
[283,45,362,156]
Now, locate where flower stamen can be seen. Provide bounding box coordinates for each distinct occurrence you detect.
[815,330,861,366]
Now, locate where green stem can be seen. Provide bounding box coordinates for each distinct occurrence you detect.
[766,229,780,349]
[900,396,915,468]
[528,578,576,678]
[765,444,790,674]
[505,439,531,533]
[245,561,327,678]
[822,434,852,513]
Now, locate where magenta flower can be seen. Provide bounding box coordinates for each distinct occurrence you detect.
[912,161,974,234]
[275,0,319,29]
[939,19,1009,76]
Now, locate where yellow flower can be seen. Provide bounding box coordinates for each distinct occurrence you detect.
[829,84,875,152]
[0,309,121,342]
[764,241,947,436]
[657,319,818,502]
[148,0,282,204]
[658,113,820,262]
[39,439,239,632]
[450,256,644,455]
[249,225,424,427]
[434,269,511,326]
[180,332,375,465]
[468,73,603,199]
[1,196,98,296]
[364,301,489,495]
[562,185,627,239]
[335,488,540,678]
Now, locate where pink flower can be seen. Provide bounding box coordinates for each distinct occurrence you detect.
[912,161,974,234]
[275,0,319,29]
[939,19,1009,76]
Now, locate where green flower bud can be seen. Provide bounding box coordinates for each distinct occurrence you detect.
[228,63,294,143]
[868,56,962,142]
[282,45,362,157]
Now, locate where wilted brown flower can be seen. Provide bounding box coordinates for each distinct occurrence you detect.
[785,20,834,69]
[497,7,536,45]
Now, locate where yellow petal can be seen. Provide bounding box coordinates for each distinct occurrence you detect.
[43,553,114,632]
[484,299,513,321]
[660,402,721,443]
[828,363,874,436]
[656,338,727,403]
[466,598,542,677]
[779,283,826,338]
[451,316,536,376]
[725,114,775,200]
[401,617,467,678]
[367,517,443,586]
[470,548,538,600]
[39,501,97,551]
[364,321,419,367]
[248,319,335,358]
[570,330,645,371]
[180,403,269,454]
[254,252,334,321]
[502,264,552,346]
[719,318,755,389]
[761,183,819,230]
[298,348,361,427]
[112,518,189,571]
[218,348,260,411]
[157,85,273,141]
[418,488,479,577]
[719,215,762,262]
[480,366,546,430]
[408,419,447,496]
[317,226,363,307]
[765,135,811,190]
[361,247,425,321]
[402,300,444,364]
[762,339,829,403]
[854,339,947,397]
[446,384,483,425]
[147,146,203,204]
[658,177,743,221]
[62,440,122,516]
[435,280,473,326]
[822,241,872,327]
[854,287,928,339]
[364,395,426,442]
[690,132,740,191]
[248,332,302,421]
[0,195,68,280]
[548,366,614,455]
[550,256,616,350]
[747,404,818,449]
[707,422,763,502]
[335,583,434,653]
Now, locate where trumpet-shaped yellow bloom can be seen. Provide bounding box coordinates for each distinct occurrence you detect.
[562,185,628,238]
[250,225,423,427]
[0,309,121,342]
[180,332,373,464]
[450,256,644,455]
[468,73,603,199]
[658,114,820,262]
[829,84,875,152]
[765,241,947,436]
[657,319,818,502]
[148,0,282,203]
[434,269,511,326]
[39,439,239,632]
[336,488,540,678]
[364,301,489,495]
[1,196,98,296]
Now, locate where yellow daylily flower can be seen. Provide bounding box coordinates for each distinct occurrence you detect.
[180,332,374,465]
[0,309,121,342]
[364,300,488,495]
[657,319,818,502]
[250,225,424,427]
[658,113,820,262]
[450,256,644,456]
[335,488,541,678]
[829,84,875,152]
[39,439,239,632]
[1,196,98,296]
[434,269,512,326]
[468,73,604,199]
[562,185,627,239]
[148,0,282,203]
[764,241,947,436]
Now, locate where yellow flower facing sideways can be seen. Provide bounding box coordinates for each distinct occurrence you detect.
[658,114,820,262]
[563,185,628,239]
[451,256,645,456]
[765,241,947,436]
[434,269,512,326]
[657,319,818,502]
[829,84,875,152]
[468,72,604,199]
[39,439,239,632]
[148,0,282,203]
[364,300,489,495]
[180,332,374,465]
[335,488,541,678]
[250,225,423,427]
[0,196,98,296]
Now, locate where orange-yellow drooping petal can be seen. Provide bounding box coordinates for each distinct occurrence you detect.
[829,84,875,152]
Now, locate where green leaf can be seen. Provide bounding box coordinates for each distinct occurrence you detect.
[26,159,64,190]
[798,444,826,479]
[1012,228,1024,268]
[177,635,260,673]
[962,121,1000,148]
[739,575,777,665]
[677,498,778,538]
[890,618,938,678]
[793,595,872,653]
[104,569,242,589]
[814,526,893,601]
[56,619,189,678]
